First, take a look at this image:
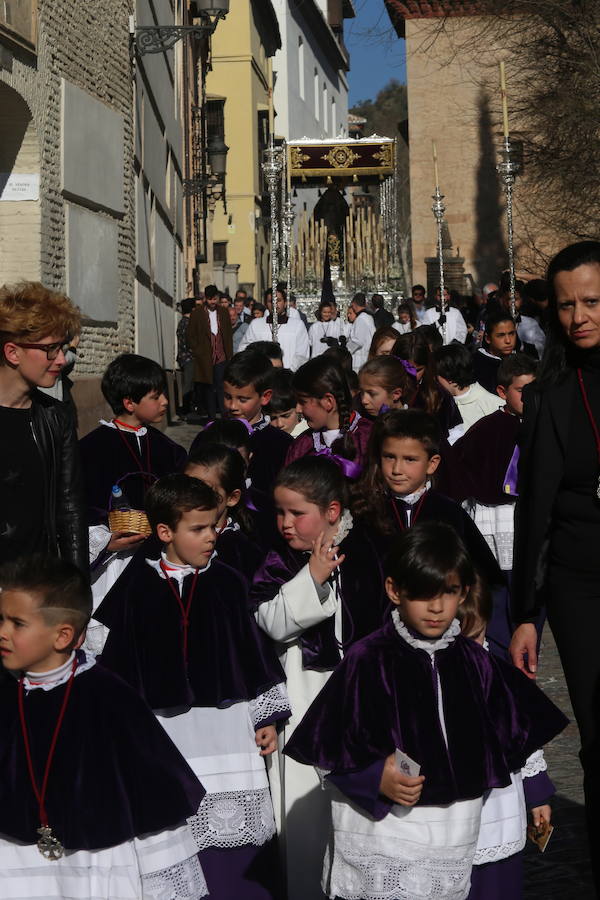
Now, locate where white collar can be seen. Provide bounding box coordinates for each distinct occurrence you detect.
[394,481,430,506]
[392,610,461,654]
[100,419,148,437]
[23,651,95,692]
[146,550,216,584]
[456,384,473,400]
[478,347,504,361]
[332,509,353,546]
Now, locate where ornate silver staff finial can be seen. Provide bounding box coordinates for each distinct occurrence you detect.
[431,186,447,343]
[262,137,284,342]
[496,137,521,320]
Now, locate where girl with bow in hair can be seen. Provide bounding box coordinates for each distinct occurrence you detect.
[250,456,386,900]
[285,357,373,476]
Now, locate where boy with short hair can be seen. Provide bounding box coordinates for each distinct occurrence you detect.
[0,554,207,899]
[94,474,290,900]
[223,352,292,492]
[451,355,538,651]
[434,343,504,431]
[79,354,186,634]
[265,368,308,437]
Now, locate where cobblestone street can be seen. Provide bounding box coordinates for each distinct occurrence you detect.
[524,629,594,898]
[168,416,595,899]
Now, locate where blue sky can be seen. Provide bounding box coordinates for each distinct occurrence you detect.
[346,0,406,106]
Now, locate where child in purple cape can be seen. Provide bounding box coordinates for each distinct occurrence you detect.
[222,351,292,494]
[286,357,373,475]
[94,475,290,900]
[79,354,186,651]
[284,523,567,900]
[250,456,387,900]
[0,555,206,900]
[458,576,556,900]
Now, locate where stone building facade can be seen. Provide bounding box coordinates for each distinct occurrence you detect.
[0,0,190,433]
[384,0,564,291]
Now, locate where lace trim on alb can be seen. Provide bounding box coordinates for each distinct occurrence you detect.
[391,611,461,655]
[249,682,290,729]
[188,787,275,850]
[521,748,547,779]
[332,508,354,546]
[141,855,208,899]
[473,836,525,865]
[329,832,473,899]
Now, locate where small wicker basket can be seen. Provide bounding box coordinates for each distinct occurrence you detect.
[108,509,152,536]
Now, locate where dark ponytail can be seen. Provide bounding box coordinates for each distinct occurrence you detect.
[293,357,357,461]
[186,442,254,533]
[391,330,441,414]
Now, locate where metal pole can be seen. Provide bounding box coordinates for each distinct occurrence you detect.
[496,136,521,319]
[431,186,447,343]
[262,137,283,342]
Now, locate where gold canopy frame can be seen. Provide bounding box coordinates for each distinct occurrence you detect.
[288,136,396,182]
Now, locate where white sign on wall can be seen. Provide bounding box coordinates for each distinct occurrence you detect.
[0,173,40,201]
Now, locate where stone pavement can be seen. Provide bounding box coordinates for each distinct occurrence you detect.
[167,415,595,898]
[524,628,594,898]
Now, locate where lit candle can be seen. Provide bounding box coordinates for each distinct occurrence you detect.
[432,140,440,189]
[499,61,510,139]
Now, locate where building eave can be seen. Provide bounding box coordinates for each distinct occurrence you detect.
[291,0,349,72]
[384,0,482,38]
[252,0,282,57]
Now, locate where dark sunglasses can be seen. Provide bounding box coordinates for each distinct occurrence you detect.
[13,340,70,360]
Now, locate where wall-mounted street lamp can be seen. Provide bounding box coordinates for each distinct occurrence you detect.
[130,0,229,57]
[182,136,229,197]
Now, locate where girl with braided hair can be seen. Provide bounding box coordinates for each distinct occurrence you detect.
[285,356,373,475]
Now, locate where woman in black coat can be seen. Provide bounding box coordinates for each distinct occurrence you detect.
[510,240,600,888]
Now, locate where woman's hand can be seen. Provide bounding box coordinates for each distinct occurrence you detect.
[510,623,538,679]
[308,531,345,585]
[107,531,146,553]
[255,725,278,756]
[379,753,425,806]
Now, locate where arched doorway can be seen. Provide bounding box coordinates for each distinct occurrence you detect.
[0,83,41,283]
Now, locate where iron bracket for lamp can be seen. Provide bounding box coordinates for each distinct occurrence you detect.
[131,13,227,57]
[182,177,210,197]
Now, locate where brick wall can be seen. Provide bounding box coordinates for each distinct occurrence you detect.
[0,0,135,376]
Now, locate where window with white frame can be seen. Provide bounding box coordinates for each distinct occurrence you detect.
[298,36,305,100]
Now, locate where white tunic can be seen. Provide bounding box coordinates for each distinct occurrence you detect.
[347,312,376,371]
[255,562,341,900]
[239,316,310,370]
[453,382,504,432]
[310,320,348,357]
[422,306,468,344]
[322,617,483,900]
[0,655,207,900]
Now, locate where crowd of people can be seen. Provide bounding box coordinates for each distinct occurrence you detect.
[0,240,599,900]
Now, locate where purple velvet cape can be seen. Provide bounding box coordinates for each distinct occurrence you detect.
[0,659,204,850]
[250,525,388,671]
[284,416,373,469]
[79,424,187,525]
[284,619,568,806]
[216,528,267,587]
[95,551,285,710]
[248,425,292,494]
[357,489,504,588]
[449,410,521,504]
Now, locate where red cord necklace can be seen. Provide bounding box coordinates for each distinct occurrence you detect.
[18,656,78,860]
[160,562,200,663]
[390,491,428,531]
[577,368,600,499]
[112,420,153,488]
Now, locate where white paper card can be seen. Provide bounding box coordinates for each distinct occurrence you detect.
[394,748,421,777]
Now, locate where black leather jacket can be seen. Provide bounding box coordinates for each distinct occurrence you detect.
[29,390,88,574]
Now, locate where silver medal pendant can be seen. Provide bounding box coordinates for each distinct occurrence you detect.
[37,824,64,860]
